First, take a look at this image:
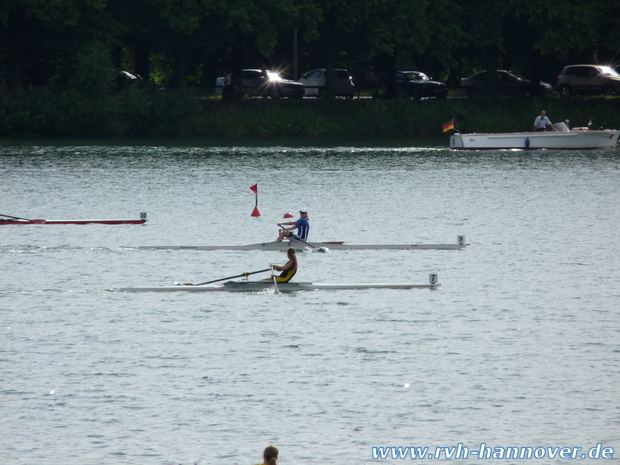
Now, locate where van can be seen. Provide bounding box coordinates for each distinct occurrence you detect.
[556,65,620,98]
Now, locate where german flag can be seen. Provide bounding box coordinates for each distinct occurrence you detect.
[442,118,455,133]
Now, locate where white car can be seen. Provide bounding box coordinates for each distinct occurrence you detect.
[556,64,620,98]
[214,69,304,99]
[214,76,227,94]
[298,69,355,98]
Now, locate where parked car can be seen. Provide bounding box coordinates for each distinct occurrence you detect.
[113,70,162,91]
[215,69,304,99]
[460,70,553,97]
[556,64,620,98]
[298,69,355,98]
[394,71,447,99]
[115,70,142,89]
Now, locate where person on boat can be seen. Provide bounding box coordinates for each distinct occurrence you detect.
[533,110,556,132]
[276,209,310,241]
[263,248,297,283]
[258,445,279,465]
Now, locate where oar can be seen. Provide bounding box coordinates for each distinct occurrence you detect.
[278,225,329,253]
[270,266,280,294]
[0,213,33,221]
[0,213,45,224]
[182,268,271,286]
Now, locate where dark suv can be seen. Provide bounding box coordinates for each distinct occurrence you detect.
[556,65,620,98]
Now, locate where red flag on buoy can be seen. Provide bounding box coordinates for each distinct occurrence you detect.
[250,184,261,216]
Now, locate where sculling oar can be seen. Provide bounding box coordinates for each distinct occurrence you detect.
[182,268,271,286]
[270,266,280,294]
[278,225,329,253]
[0,213,45,224]
[1,213,33,221]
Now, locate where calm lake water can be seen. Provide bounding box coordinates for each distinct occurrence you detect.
[1,141,620,465]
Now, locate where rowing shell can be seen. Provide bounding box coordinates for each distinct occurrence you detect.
[129,236,468,251]
[0,212,148,225]
[118,274,440,293]
[119,282,439,293]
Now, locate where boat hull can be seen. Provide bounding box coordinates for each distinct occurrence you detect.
[118,281,440,292]
[0,212,147,225]
[0,219,147,225]
[450,129,620,150]
[129,239,468,251]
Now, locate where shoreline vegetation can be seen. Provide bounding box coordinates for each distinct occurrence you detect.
[1,88,619,140]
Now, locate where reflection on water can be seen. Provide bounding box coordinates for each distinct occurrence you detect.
[1,143,619,465]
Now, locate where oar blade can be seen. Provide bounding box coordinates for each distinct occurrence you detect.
[270,266,280,294]
[280,226,323,251]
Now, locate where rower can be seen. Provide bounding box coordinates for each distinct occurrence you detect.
[276,209,310,242]
[262,248,298,282]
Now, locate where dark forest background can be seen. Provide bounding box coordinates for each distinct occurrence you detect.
[2,0,619,92]
[1,0,619,137]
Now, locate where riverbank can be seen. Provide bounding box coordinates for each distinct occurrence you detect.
[199,97,620,137]
[1,86,619,138]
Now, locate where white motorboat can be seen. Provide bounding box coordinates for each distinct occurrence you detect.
[450,126,619,150]
[118,274,440,292]
[127,236,468,252]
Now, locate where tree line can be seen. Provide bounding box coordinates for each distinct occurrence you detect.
[1,0,619,96]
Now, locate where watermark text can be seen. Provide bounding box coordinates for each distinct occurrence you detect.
[372,443,614,460]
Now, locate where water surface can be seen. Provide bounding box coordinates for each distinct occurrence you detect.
[1,143,619,465]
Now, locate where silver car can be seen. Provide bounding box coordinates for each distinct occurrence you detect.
[299,69,355,98]
[556,64,620,98]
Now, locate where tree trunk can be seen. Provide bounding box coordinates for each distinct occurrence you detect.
[171,42,189,89]
[529,51,542,97]
[485,46,500,95]
[322,8,338,98]
[135,42,151,81]
[384,54,398,99]
[6,12,26,90]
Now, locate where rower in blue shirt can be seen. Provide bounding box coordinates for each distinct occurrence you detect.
[276,209,310,241]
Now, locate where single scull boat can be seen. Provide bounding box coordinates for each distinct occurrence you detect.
[0,212,148,225]
[128,236,468,251]
[118,274,440,293]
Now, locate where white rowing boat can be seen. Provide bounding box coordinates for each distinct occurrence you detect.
[118,274,440,293]
[127,236,468,251]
